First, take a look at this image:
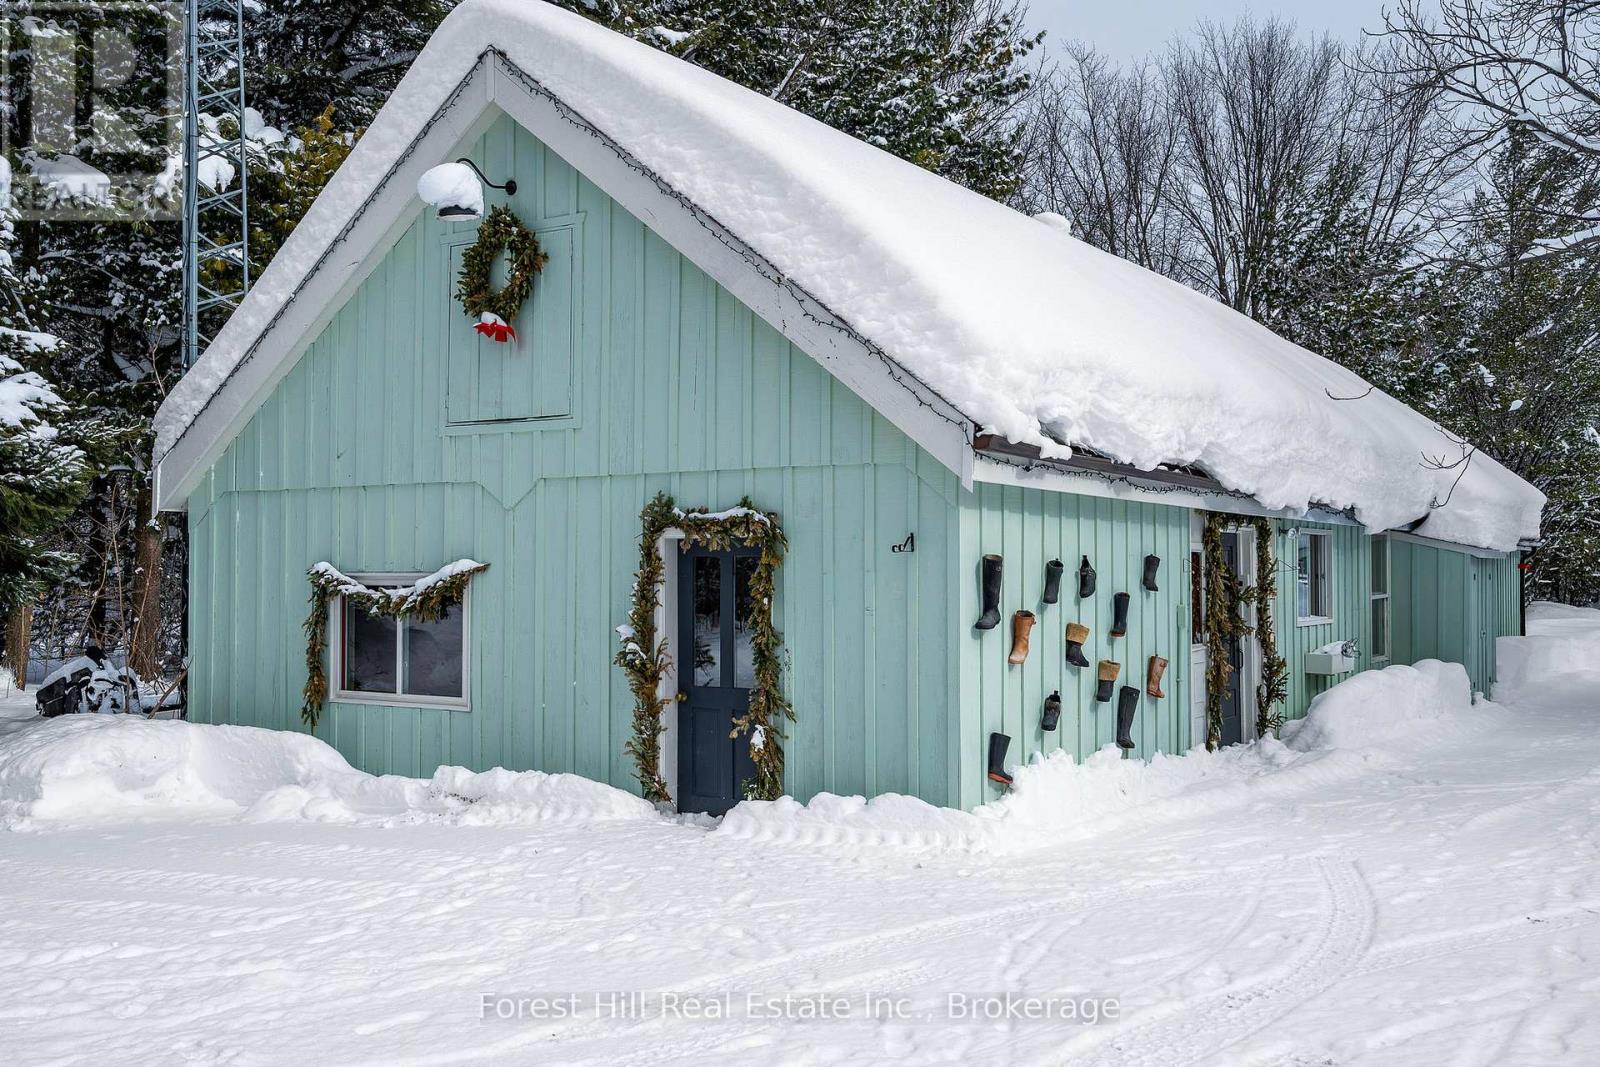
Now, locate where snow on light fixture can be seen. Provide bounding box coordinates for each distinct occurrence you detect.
[416,159,517,222]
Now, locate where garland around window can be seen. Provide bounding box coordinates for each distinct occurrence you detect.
[616,492,790,805]
[1200,513,1289,749]
[301,560,488,731]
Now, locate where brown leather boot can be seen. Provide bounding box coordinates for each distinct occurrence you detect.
[1147,655,1168,699]
[1008,610,1036,664]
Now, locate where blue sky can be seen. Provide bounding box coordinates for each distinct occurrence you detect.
[1028,1,1384,59]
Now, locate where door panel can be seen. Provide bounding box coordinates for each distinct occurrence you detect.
[677,546,760,814]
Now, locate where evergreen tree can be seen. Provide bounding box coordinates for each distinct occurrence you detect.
[0,163,89,620]
[559,0,1042,199]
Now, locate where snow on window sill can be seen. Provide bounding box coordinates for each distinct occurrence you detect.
[1296,615,1334,628]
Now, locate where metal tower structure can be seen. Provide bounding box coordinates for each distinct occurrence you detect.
[181,0,249,370]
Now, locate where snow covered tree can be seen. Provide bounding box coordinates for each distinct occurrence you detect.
[0,160,90,673]
[1412,131,1600,603]
[557,0,1042,199]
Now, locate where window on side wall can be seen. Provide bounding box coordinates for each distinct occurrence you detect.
[1296,531,1333,623]
[1370,535,1391,661]
[334,575,469,709]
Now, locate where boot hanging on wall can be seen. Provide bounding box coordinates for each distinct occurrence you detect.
[1078,555,1097,599]
[975,554,1003,630]
[1041,690,1062,732]
[1111,592,1130,637]
[987,732,1013,785]
[1116,685,1139,750]
[1008,611,1036,665]
[1146,655,1168,699]
[1042,559,1065,605]
[1143,554,1161,592]
[1064,622,1091,668]
[1096,659,1121,702]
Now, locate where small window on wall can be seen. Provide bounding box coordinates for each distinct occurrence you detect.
[1370,535,1391,661]
[1297,531,1333,623]
[336,576,469,708]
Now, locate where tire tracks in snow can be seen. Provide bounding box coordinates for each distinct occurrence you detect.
[1046,855,1376,1067]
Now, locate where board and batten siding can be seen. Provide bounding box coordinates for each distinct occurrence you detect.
[187,113,965,807]
[1270,519,1374,721]
[1390,538,1521,696]
[955,484,1192,809]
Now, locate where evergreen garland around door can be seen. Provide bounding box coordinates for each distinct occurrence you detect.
[1200,513,1288,749]
[618,492,790,805]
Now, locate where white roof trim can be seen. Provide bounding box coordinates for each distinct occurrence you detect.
[154,53,972,511]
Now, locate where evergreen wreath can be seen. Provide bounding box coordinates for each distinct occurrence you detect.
[1200,513,1289,749]
[301,560,488,731]
[456,206,547,334]
[617,492,790,804]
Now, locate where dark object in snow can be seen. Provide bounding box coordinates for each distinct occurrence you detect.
[1041,691,1062,732]
[1078,555,1096,599]
[975,554,1003,630]
[1147,655,1168,699]
[1143,554,1161,592]
[36,660,94,717]
[34,653,143,717]
[1042,559,1064,604]
[1116,686,1139,749]
[987,732,1013,786]
[1111,592,1130,637]
[1008,610,1035,664]
[1097,659,1120,703]
[1064,622,1091,668]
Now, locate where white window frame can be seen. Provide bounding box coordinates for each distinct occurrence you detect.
[1296,530,1334,626]
[329,572,472,711]
[1370,535,1392,663]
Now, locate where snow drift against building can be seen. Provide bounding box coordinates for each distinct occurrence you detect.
[152,0,1543,551]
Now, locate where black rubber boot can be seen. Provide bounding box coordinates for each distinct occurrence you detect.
[1111,592,1130,637]
[1096,660,1120,702]
[987,732,1013,785]
[1064,622,1091,668]
[1143,554,1161,592]
[1078,555,1096,599]
[1116,685,1139,750]
[1042,559,1064,604]
[1041,691,1062,732]
[975,554,1003,630]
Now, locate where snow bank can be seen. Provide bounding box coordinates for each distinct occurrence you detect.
[1281,660,1477,752]
[721,660,1488,855]
[1495,601,1600,702]
[152,0,1542,552]
[0,716,656,830]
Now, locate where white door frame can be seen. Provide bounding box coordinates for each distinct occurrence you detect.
[652,528,686,804]
[1190,514,1264,746]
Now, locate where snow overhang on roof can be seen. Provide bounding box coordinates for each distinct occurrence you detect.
[152,0,1544,554]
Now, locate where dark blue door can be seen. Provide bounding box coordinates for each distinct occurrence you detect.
[677,546,760,815]
[1220,532,1244,746]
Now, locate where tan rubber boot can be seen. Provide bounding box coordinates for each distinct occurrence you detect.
[1096,659,1121,702]
[1147,655,1168,699]
[1008,610,1036,665]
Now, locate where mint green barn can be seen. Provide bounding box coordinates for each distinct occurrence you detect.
[153,14,1538,813]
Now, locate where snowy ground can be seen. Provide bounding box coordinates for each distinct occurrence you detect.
[2,607,1598,1066]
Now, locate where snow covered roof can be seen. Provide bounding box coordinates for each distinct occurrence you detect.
[153,0,1543,551]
